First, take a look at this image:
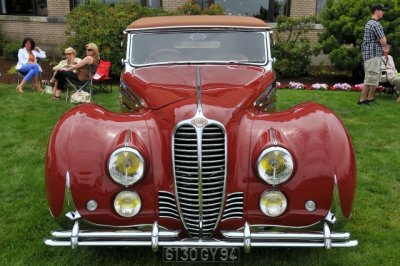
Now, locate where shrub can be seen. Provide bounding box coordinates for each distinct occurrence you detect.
[175,1,224,15]
[176,0,202,15]
[65,1,168,77]
[3,41,20,60]
[272,16,318,78]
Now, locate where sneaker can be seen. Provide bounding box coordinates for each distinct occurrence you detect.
[357,100,369,105]
[367,98,375,103]
[51,96,61,101]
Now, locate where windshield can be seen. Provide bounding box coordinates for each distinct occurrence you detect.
[129,31,267,66]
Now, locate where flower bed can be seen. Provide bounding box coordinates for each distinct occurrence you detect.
[276,81,385,92]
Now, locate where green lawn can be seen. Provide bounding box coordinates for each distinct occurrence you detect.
[0,83,399,265]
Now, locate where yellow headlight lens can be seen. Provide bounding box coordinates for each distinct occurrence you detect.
[257,147,294,185]
[108,147,145,186]
[114,191,141,217]
[259,190,287,217]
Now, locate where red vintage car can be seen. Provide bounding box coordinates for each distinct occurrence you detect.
[45,15,357,262]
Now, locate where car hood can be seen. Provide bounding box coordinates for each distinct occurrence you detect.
[122,65,274,110]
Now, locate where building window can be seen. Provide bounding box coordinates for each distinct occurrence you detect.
[0,0,47,16]
[200,0,290,21]
[69,0,161,9]
[316,0,325,15]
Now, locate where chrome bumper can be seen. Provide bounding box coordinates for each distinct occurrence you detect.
[45,220,358,251]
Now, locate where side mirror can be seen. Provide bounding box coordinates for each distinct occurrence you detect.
[121,59,127,66]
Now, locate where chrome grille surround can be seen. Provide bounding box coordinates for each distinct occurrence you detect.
[172,120,227,238]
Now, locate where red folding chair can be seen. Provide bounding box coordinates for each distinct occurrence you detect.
[93,60,112,93]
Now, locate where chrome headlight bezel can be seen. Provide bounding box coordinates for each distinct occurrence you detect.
[114,190,141,217]
[259,190,287,217]
[256,146,294,185]
[108,147,145,186]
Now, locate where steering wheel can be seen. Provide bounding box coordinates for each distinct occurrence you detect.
[145,49,188,63]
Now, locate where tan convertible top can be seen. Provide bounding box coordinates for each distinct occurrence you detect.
[126,15,269,30]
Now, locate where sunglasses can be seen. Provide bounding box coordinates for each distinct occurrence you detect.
[86,49,93,52]
[65,53,73,55]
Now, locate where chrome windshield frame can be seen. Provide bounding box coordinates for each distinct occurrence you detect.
[127,29,271,67]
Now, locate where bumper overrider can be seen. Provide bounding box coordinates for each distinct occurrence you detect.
[44,214,357,251]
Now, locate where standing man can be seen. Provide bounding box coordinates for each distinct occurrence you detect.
[359,3,388,105]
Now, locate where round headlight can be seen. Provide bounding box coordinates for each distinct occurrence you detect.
[259,190,287,217]
[114,191,141,217]
[108,147,145,186]
[257,147,294,185]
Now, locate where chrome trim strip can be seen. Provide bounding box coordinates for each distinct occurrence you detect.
[65,171,70,190]
[126,26,271,32]
[268,128,278,145]
[328,175,348,229]
[253,84,273,107]
[196,66,204,238]
[124,130,131,147]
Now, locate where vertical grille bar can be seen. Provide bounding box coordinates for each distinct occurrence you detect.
[173,123,226,238]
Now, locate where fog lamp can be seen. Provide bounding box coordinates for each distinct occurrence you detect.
[108,147,144,186]
[259,190,287,217]
[257,147,294,185]
[114,191,141,217]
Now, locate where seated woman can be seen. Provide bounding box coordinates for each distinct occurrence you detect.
[52,43,100,100]
[49,47,81,93]
[16,37,46,93]
[50,47,81,86]
[381,45,400,102]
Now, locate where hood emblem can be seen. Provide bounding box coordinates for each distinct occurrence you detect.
[191,118,208,128]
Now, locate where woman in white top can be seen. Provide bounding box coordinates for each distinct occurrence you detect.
[16,37,46,93]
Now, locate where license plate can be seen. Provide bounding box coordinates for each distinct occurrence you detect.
[163,247,240,262]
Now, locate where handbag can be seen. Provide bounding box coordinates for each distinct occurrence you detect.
[70,90,91,103]
[43,85,53,94]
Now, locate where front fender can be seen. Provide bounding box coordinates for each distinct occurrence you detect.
[243,102,356,226]
[45,104,157,226]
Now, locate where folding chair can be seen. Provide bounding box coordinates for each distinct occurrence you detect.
[16,65,43,90]
[379,71,399,97]
[65,64,97,102]
[93,60,112,93]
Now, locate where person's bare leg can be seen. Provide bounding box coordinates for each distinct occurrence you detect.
[359,84,370,101]
[52,81,58,94]
[16,79,26,93]
[33,76,43,92]
[367,85,377,100]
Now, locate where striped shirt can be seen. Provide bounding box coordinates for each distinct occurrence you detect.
[361,19,385,61]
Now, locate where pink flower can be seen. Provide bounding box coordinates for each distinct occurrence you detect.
[332,83,351,91]
[288,81,304,90]
[311,83,328,90]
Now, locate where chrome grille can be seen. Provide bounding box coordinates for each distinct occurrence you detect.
[222,192,244,221]
[173,123,226,238]
[158,191,179,220]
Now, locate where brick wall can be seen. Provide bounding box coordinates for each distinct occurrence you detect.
[290,0,317,17]
[163,0,188,11]
[0,0,69,57]
[48,0,70,17]
[0,0,323,57]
